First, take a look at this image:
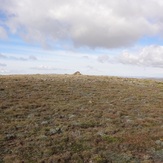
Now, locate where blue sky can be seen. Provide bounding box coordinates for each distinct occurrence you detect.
[0,0,163,77]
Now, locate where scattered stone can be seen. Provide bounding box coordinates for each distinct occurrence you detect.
[69,114,76,119]
[155,140,162,145]
[49,128,62,135]
[152,149,163,160]
[126,119,133,123]
[88,100,92,104]
[41,121,49,125]
[143,154,152,160]
[27,113,34,119]
[5,134,16,140]
[49,129,57,135]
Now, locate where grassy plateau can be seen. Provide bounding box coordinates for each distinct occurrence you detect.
[0,74,163,163]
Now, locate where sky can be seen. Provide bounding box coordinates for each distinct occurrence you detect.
[0,0,163,77]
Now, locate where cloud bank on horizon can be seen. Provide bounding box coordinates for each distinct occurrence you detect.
[0,0,163,76]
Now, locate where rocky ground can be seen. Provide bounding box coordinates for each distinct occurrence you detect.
[0,74,163,162]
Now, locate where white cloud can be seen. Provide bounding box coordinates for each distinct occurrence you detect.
[0,54,38,61]
[117,45,163,68]
[1,0,163,49]
[0,26,7,39]
[86,65,94,70]
[9,56,28,61]
[97,55,110,63]
[0,53,7,58]
[0,63,7,67]
[0,68,9,73]
[29,55,37,61]
[31,65,66,71]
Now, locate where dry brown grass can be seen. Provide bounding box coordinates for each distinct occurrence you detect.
[0,74,163,162]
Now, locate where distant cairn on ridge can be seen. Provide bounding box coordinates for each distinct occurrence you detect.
[73,71,82,75]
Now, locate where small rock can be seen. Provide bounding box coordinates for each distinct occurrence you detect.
[155,140,161,145]
[5,134,16,140]
[49,128,62,135]
[49,129,57,135]
[126,119,133,123]
[27,114,34,119]
[41,121,49,125]
[69,114,75,119]
[88,100,92,104]
[56,127,62,133]
[143,154,152,160]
